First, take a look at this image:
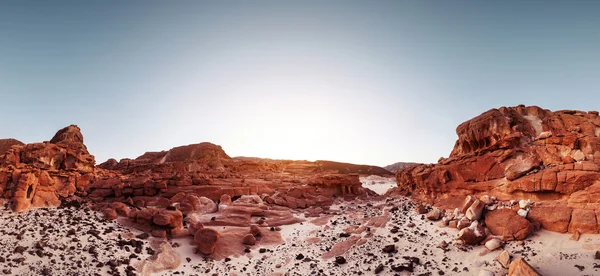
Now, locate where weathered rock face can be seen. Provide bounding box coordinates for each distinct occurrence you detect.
[0,124,382,224]
[393,105,600,234]
[0,125,96,212]
[88,143,374,213]
[485,209,534,240]
[0,139,24,155]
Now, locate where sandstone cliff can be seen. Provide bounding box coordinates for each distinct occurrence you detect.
[0,125,95,212]
[0,125,381,214]
[393,105,600,234]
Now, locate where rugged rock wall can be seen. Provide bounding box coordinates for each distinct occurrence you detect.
[393,105,600,233]
[89,149,370,210]
[0,138,24,155]
[0,125,382,213]
[0,125,96,212]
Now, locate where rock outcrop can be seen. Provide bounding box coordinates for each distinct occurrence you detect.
[88,145,375,214]
[0,125,95,212]
[393,105,600,234]
[0,138,24,155]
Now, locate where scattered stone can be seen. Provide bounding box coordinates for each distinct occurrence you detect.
[484,238,502,251]
[382,244,396,253]
[335,256,346,265]
[508,258,540,276]
[496,250,511,268]
[194,228,220,255]
[242,234,256,246]
[426,208,442,221]
[415,204,428,214]
[466,199,485,221]
[458,221,487,245]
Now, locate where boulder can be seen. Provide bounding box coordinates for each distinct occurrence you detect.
[242,234,256,245]
[485,209,534,241]
[103,208,118,220]
[458,221,487,245]
[508,258,540,276]
[194,228,220,255]
[466,199,485,221]
[460,196,476,214]
[426,208,442,221]
[484,238,503,251]
[153,209,183,229]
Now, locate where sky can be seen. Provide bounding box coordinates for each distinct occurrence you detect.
[1,1,600,166]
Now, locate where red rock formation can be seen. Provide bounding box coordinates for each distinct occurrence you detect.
[484,209,534,240]
[393,105,600,234]
[0,125,96,212]
[0,124,391,261]
[0,123,384,248]
[88,142,374,213]
[0,138,24,155]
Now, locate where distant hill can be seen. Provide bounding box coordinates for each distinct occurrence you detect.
[315,160,393,176]
[384,162,420,173]
[233,157,394,176]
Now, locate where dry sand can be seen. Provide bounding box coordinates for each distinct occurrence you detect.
[2,194,600,275]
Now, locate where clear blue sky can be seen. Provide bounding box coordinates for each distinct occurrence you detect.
[1,1,599,166]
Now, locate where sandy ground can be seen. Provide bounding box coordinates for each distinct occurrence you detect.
[0,200,155,276]
[2,194,600,275]
[154,197,600,276]
[361,176,396,195]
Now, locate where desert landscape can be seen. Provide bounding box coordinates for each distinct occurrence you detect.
[3,1,600,275]
[2,105,600,275]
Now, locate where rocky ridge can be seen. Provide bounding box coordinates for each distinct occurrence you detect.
[392,105,600,235]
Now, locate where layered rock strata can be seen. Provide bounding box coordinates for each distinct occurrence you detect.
[393,105,600,234]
